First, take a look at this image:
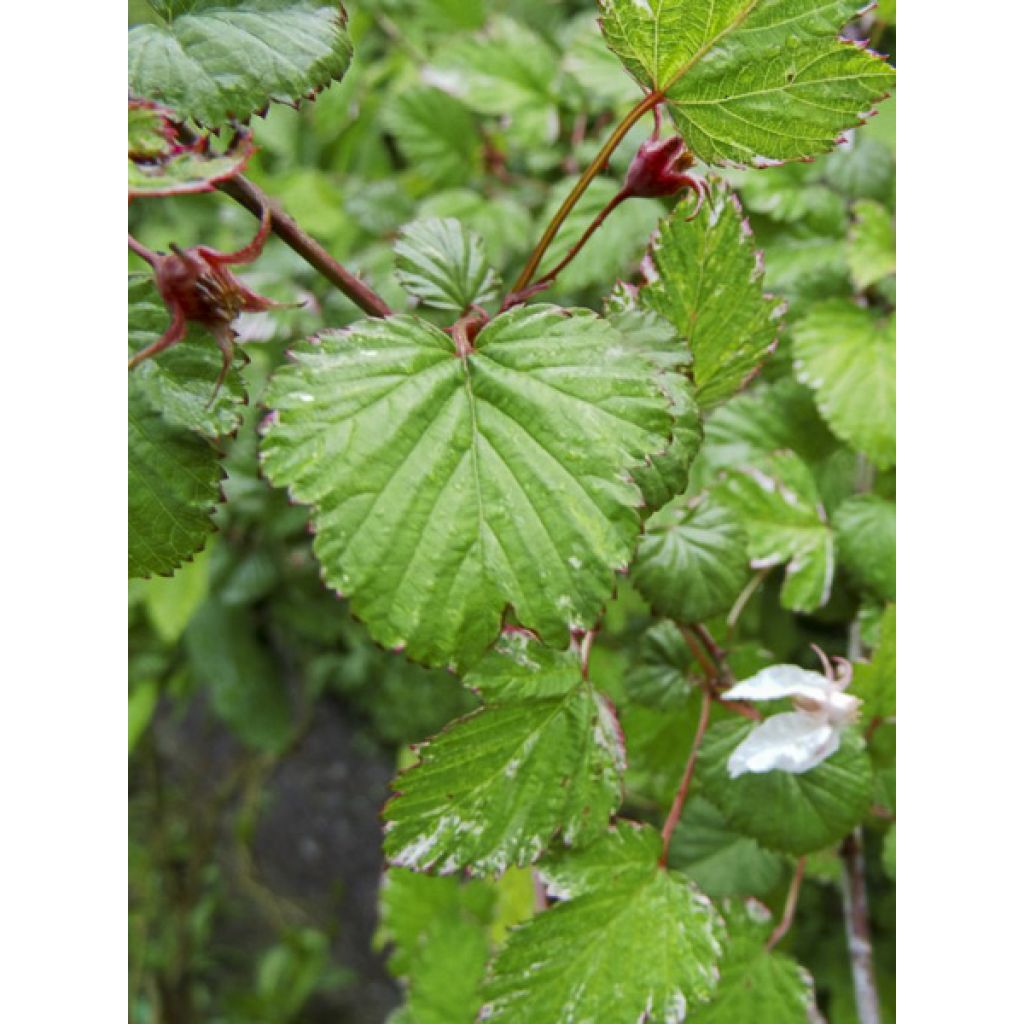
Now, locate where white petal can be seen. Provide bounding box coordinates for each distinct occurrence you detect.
[721,665,833,704]
[727,711,841,777]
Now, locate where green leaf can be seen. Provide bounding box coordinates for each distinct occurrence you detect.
[669,797,785,900]
[698,718,874,854]
[851,603,895,720]
[382,633,625,875]
[835,494,895,600]
[605,284,701,511]
[394,219,501,312]
[701,378,837,472]
[641,187,784,407]
[624,620,694,710]
[128,1,354,127]
[718,451,835,613]
[377,869,494,1024]
[261,306,672,668]
[140,546,211,643]
[128,384,223,579]
[689,899,817,1024]
[185,598,293,752]
[383,87,482,187]
[129,276,247,438]
[128,680,160,754]
[792,300,896,469]
[882,825,895,879]
[847,199,896,291]
[600,0,894,166]
[482,823,725,1022]
[633,497,749,623]
[427,17,560,146]
[734,162,846,232]
[419,190,533,268]
[128,100,253,197]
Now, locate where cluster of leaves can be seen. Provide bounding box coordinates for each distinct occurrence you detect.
[129,1,895,1020]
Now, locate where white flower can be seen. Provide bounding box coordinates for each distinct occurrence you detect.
[720,649,861,778]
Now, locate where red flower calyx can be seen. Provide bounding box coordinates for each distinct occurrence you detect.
[624,134,709,219]
[128,205,285,401]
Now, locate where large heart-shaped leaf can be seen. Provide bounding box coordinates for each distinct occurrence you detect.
[128,1,353,127]
[481,824,725,1023]
[599,0,895,166]
[261,305,672,667]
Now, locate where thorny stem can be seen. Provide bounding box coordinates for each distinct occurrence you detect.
[216,175,393,318]
[766,856,807,950]
[659,685,712,866]
[840,829,881,1024]
[508,91,663,298]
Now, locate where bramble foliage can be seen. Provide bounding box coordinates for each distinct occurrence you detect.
[128,1,895,1020]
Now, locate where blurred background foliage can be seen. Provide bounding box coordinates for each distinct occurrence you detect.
[128,1,895,1021]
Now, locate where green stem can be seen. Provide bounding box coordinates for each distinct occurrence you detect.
[508,91,662,297]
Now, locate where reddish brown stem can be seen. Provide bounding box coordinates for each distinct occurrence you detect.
[509,91,662,297]
[766,857,807,950]
[679,624,719,682]
[128,233,159,267]
[659,686,712,866]
[215,174,392,319]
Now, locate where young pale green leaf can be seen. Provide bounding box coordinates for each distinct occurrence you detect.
[383,87,482,187]
[624,620,694,710]
[633,498,749,623]
[718,451,835,613]
[383,635,624,875]
[128,384,223,579]
[688,899,817,1024]
[482,823,725,1023]
[261,306,672,668]
[669,797,785,900]
[793,300,896,469]
[600,0,894,166]
[128,101,253,197]
[128,1,353,127]
[129,276,247,438]
[851,603,895,720]
[835,494,896,600]
[847,198,896,291]
[394,219,501,312]
[698,719,874,854]
[641,186,784,407]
